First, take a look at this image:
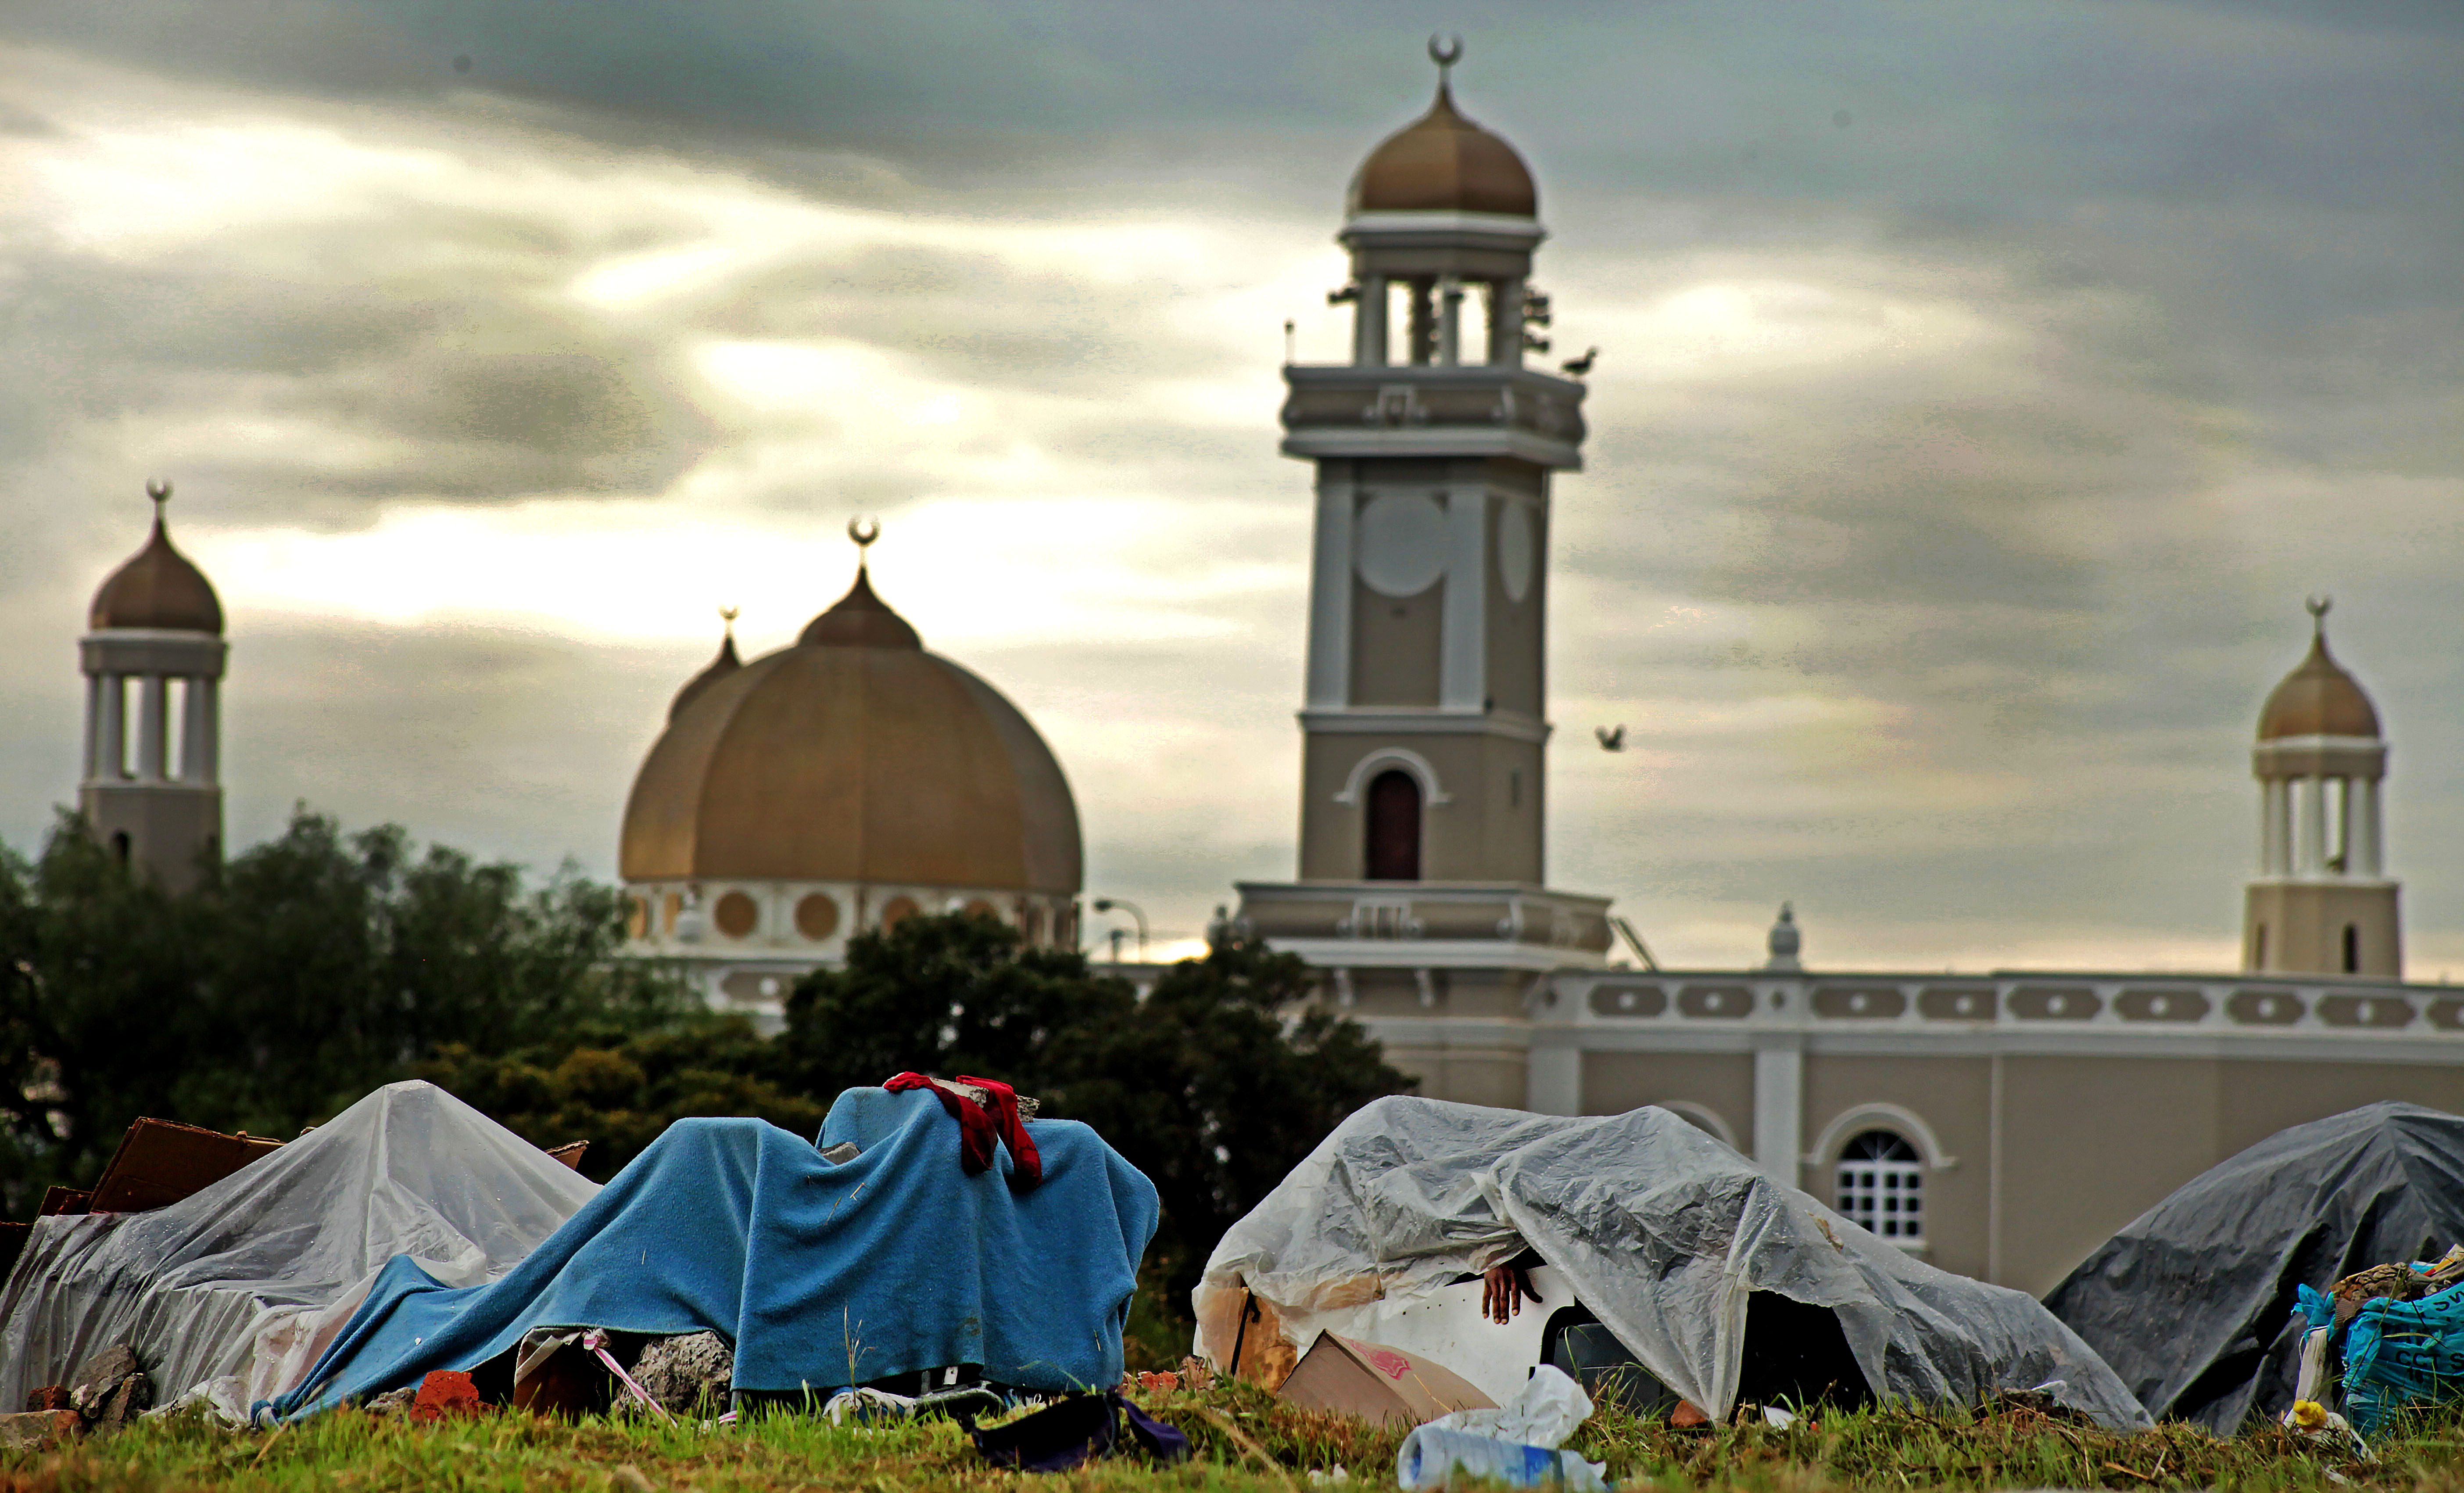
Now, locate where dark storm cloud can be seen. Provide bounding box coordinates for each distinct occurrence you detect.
[6,1,2463,968]
[2,235,719,517]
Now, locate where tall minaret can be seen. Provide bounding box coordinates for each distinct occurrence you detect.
[1282,41,1587,885]
[80,481,227,893]
[2243,599,2399,977]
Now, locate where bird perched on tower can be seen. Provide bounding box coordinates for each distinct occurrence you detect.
[1560,347,1599,378]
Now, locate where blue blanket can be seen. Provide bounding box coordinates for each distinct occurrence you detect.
[262,1087,1159,1419]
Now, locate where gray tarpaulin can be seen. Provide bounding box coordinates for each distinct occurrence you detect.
[2045,1101,2464,1433]
[1197,1098,2149,1429]
[0,1081,596,1421]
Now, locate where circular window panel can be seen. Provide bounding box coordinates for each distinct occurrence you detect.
[794,893,840,940]
[879,895,920,931]
[1497,502,1534,603]
[1355,492,1449,598]
[713,890,759,938]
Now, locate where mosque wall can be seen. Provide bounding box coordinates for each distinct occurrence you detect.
[1798,1055,1996,1282]
[1296,731,1544,883]
[1579,1052,1754,1145]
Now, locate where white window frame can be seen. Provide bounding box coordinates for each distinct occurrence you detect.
[1834,1130,1926,1249]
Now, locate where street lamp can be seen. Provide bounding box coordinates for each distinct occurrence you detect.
[1091,897,1148,961]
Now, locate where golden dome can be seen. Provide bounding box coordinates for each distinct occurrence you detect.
[1349,77,1536,218]
[669,613,741,721]
[91,486,222,634]
[620,565,1082,894]
[2259,607,2381,741]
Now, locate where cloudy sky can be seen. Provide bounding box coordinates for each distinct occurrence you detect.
[3,1,2459,972]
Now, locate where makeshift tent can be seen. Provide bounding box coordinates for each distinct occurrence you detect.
[266,1084,1159,1420]
[0,1081,597,1423]
[2045,1101,2464,1432]
[1197,1097,2148,1429]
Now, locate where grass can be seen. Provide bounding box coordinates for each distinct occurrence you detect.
[9,1380,2464,1493]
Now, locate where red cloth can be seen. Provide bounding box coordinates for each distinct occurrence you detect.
[883,1073,1043,1184]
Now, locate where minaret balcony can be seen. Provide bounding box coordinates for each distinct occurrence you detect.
[1279,364,1586,470]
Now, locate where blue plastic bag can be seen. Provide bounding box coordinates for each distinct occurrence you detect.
[2341,1279,2464,1436]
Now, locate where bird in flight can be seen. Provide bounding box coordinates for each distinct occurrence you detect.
[1596,725,1626,751]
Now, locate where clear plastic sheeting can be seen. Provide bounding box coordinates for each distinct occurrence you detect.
[0,1081,597,1422]
[1196,1098,2148,1430]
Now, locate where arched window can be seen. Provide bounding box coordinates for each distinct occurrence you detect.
[2343,924,2360,974]
[1835,1130,1923,1242]
[110,831,130,866]
[1365,769,1422,881]
[2253,922,2269,970]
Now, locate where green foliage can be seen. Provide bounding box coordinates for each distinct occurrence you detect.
[777,908,1139,1096]
[0,808,694,1214]
[419,1018,827,1182]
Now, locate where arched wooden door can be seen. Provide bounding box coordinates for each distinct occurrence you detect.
[1365,769,1422,881]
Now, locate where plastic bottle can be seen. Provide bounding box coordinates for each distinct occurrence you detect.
[1396,1426,1610,1492]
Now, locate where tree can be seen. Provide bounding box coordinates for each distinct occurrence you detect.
[0,808,694,1214]
[775,909,1138,1100]
[419,1017,826,1181]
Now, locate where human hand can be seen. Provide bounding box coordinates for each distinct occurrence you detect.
[1482,1263,1540,1324]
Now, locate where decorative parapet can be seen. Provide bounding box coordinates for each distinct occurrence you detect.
[1279,366,1586,468]
[1540,969,2464,1045]
[1233,880,1615,972]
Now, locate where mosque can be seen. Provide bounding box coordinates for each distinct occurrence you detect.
[71,49,2464,1297]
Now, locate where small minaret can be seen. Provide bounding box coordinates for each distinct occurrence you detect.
[81,481,227,892]
[2243,599,2399,977]
[1283,40,1587,884]
[1764,904,1803,972]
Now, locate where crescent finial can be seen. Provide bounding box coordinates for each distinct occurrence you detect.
[719,605,740,625]
[145,479,172,508]
[2306,594,2332,628]
[847,516,880,550]
[1428,33,1463,70]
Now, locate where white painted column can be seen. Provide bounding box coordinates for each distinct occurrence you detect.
[1355,275,1388,366]
[1439,487,1488,711]
[2333,777,2354,874]
[1751,1033,1805,1181]
[1527,1042,1580,1116]
[2356,776,2383,877]
[2259,779,2282,875]
[200,678,220,782]
[95,674,124,781]
[1304,480,1356,709]
[179,675,212,782]
[81,674,100,784]
[2273,779,2296,874]
[136,675,167,781]
[2299,775,2328,877]
[1490,278,1524,366]
[1436,276,1461,366]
